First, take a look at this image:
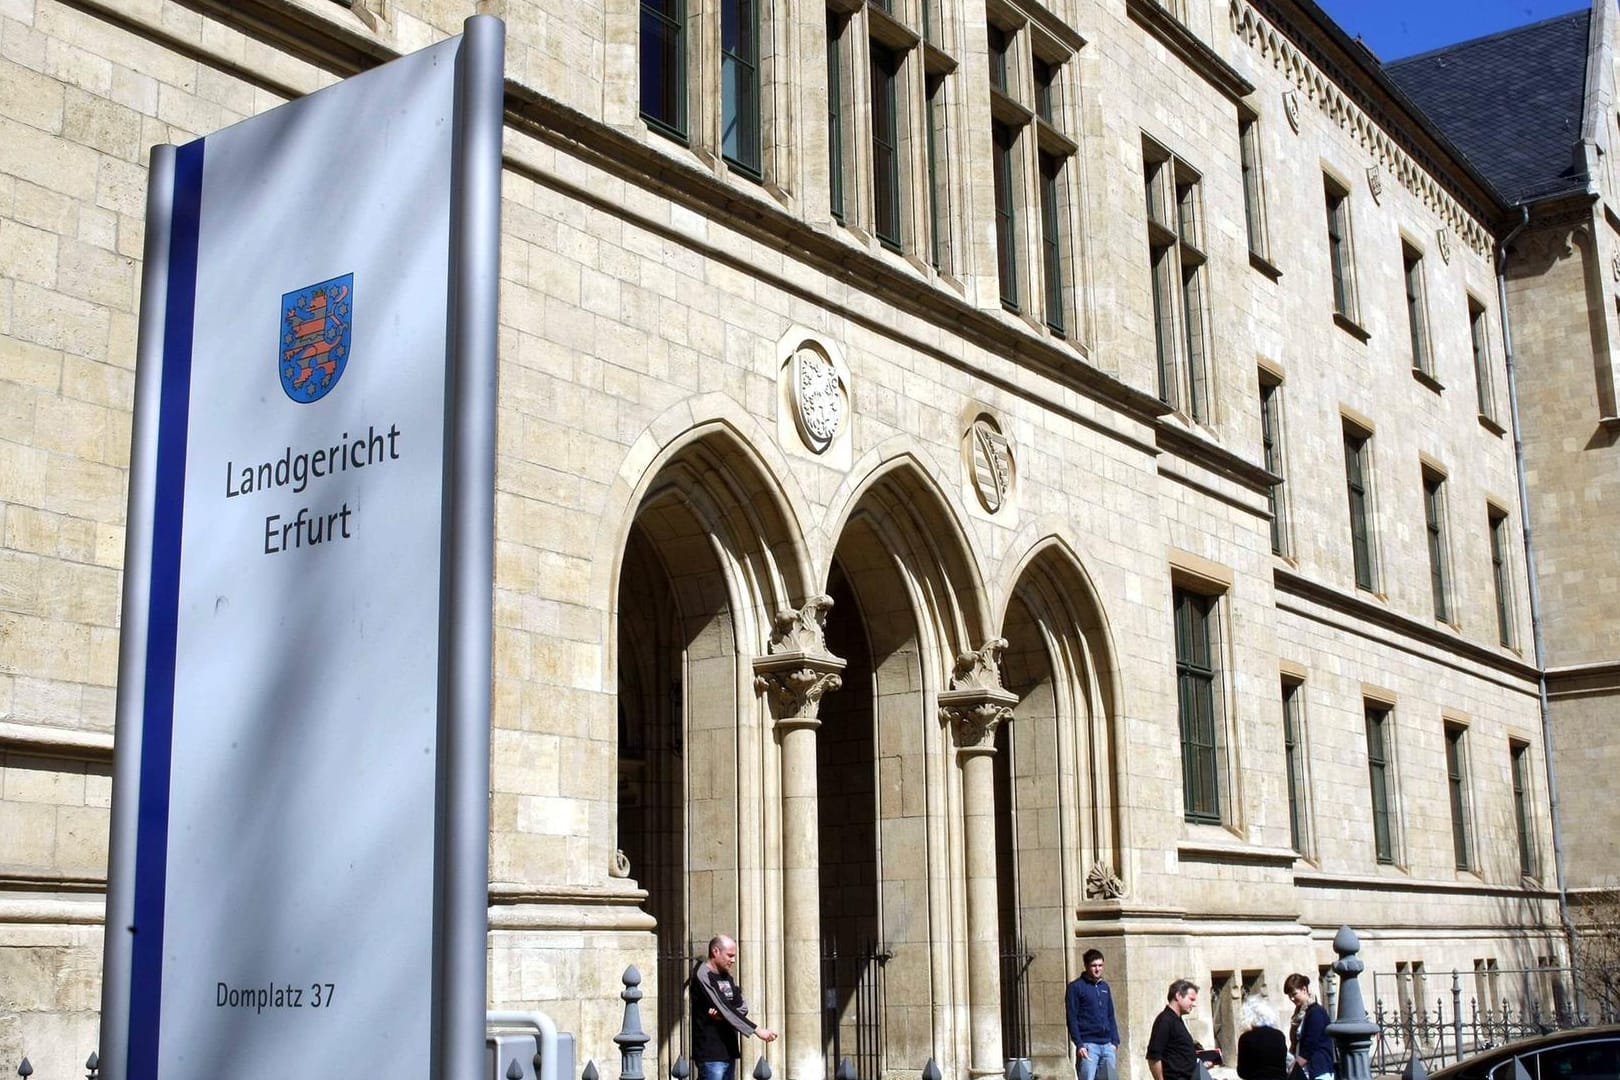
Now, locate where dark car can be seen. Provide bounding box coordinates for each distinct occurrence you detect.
[1427,1025,1620,1080]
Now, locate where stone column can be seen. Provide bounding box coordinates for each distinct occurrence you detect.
[754,596,845,1080]
[1326,925,1379,1080]
[939,640,1018,1080]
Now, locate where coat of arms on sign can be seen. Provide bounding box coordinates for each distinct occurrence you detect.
[281,273,354,404]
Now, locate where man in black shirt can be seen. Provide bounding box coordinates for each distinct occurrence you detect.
[690,935,778,1080]
[1146,979,1200,1080]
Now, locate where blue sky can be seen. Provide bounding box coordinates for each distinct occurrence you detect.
[1313,0,1589,62]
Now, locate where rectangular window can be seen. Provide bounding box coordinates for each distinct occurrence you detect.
[1325,178,1358,320]
[1145,144,1209,420]
[827,13,844,222]
[1238,110,1268,259]
[1260,375,1288,555]
[870,43,902,249]
[1445,722,1473,870]
[1470,299,1498,422]
[924,74,948,270]
[1282,679,1307,853]
[1405,244,1432,376]
[640,0,686,136]
[993,120,1019,308]
[1423,468,1451,622]
[1034,57,1056,123]
[1174,588,1221,824]
[1489,506,1515,647]
[1343,425,1376,590]
[1365,704,1395,864]
[1040,153,1065,335]
[988,24,1011,94]
[1510,740,1535,876]
[721,0,760,174]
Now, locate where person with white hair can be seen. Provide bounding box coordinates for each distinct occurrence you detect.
[1236,994,1288,1080]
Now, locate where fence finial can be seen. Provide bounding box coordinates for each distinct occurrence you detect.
[86,1052,100,1080]
[752,1056,772,1080]
[1326,926,1379,1080]
[835,1057,857,1080]
[1401,1050,1429,1080]
[583,1060,600,1080]
[18,1060,32,1079]
[508,1058,526,1080]
[923,1058,942,1080]
[615,966,650,1080]
[672,1054,690,1080]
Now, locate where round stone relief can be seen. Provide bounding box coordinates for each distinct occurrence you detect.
[967,415,1015,513]
[791,343,846,454]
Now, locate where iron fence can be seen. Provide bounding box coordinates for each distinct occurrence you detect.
[1367,965,1620,1073]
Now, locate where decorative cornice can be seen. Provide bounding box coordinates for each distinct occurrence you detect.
[0,721,114,761]
[1273,566,1539,682]
[1229,0,1498,256]
[1128,0,1255,101]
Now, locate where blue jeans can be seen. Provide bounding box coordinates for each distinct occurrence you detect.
[698,1061,734,1080]
[1076,1043,1116,1080]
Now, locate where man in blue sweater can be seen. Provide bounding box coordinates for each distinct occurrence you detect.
[1066,949,1121,1080]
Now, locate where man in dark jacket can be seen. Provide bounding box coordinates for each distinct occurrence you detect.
[1147,980,1200,1080]
[1066,949,1121,1080]
[690,935,778,1080]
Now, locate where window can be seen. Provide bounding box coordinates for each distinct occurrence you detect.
[1238,109,1269,260]
[1034,57,1056,122]
[1365,703,1396,864]
[640,0,686,137]
[1423,467,1451,622]
[1444,721,1473,870]
[1174,587,1221,823]
[1039,154,1065,334]
[870,43,902,249]
[720,0,760,174]
[827,12,845,221]
[1489,506,1515,647]
[1343,424,1376,590]
[924,74,948,270]
[1146,143,1209,421]
[993,120,1019,308]
[1470,299,1498,422]
[1510,739,1536,877]
[1282,679,1308,853]
[1404,244,1432,377]
[1324,176,1359,322]
[1260,373,1288,556]
[988,23,1011,93]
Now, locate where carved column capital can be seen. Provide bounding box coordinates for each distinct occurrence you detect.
[938,696,1015,754]
[939,637,1017,756]
[754,657,845,728]
[755,595,846,728]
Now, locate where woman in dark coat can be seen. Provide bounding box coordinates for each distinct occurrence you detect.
[1236,994,1289,1080]
[1284,973,1335,1080]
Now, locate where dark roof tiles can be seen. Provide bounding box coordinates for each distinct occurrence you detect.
[1384,9,1592,204]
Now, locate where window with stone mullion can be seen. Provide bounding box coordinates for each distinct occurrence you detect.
[720,0,761,175]
[1282,680,1307,853]
[1343,427,1375,590]
[1423,469,1450,622]
[640,0,687,137]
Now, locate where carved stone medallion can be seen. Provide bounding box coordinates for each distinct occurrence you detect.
[1437,227,1452,264]
[791,344,846,453]
[1366,166,1382,203]
[967,416,1014,513]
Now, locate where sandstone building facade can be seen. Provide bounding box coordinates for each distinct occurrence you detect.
[0,0,1593,1078]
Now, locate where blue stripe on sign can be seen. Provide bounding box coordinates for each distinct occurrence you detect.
[128,136,204,1080]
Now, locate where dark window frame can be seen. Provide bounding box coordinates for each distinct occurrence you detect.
[1344,425,1376,591]
[1510,739,1535,877]
[1444,721,1472,871]
[1282,679,1307,853]
[870,42,903,250]
[1174,587,1222,824]
[640,0,688,139]
[1470,299,1498,422]
[1489,506,1515,647]
[1238,109,1268,259]
[828,12,845,222]
[1260,375,1288,556]
[993,119,1019,309]
[720,0,762,175]
[1365,703,1396,865]
[1404,243,1431,377]
[1325,177,1358,320]
[1423,467,1451,623]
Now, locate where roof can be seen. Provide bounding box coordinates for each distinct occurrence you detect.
[1383,9,1594,205]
